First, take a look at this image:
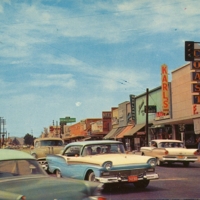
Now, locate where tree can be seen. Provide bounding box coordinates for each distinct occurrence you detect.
[24,133,34,145]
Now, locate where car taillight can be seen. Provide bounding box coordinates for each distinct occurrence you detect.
[194,151,198,155]
[96,197,107,200]
[85,197,107,200]
[164,150,168,155]
[21,195,26,200]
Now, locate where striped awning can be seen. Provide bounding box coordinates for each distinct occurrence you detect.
[124,123,145,136]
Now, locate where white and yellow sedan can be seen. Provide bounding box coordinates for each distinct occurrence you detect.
[47,140,159,189]
[140,139,198,167]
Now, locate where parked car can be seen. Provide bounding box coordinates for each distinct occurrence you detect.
[0,149,105,200]
[30,137,65,170]
[140,139,198,167]
[46,140,159,189]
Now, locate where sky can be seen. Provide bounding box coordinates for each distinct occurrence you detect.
[0,0,199,138]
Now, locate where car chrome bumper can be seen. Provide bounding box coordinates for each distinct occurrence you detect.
[95,173,159,183]
[162,157,198,162]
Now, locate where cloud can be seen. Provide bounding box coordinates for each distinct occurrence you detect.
[75,102,82,107]
[29,74,76,88]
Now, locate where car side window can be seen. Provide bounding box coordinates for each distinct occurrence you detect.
[64,146,81,157]
[151,142,157,147]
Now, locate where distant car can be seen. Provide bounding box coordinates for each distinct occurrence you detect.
[30,137,65,170]
[140,139,198,167]
[0,149,106,200]
[47,140,159,189]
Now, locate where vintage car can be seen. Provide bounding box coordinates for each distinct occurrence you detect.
[0,149,105,200]
[46,140,159,189]
[140,139,198,167]
[30,137,65,170]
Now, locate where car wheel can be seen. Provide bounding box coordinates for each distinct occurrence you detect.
[183,162,190,167]
[87,171,96,182]
[133,180,150,189]
[56,169,62,178]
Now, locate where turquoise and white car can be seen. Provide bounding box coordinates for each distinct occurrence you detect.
[47,140,159,189]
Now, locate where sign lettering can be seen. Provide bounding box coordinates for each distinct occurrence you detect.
[130,95,136,121]
[191,61,200,69]
[192,83,200,92]
[161,64,169,114]
[193,95,200,104]
[193,105,198,114]
[192,72,200,81]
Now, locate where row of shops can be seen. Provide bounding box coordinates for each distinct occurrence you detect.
[55,63,200,150]
[101,63,200,150]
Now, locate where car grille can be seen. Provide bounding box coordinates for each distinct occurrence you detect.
[101,169,146,178]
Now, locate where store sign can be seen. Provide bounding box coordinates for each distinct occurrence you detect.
[144,105,157,113]
[154,111,170,121]
[102,112,111,118]
[60,117,76,123]
[161,64,169,114]
[129,94,136,121]
[191,61,200,112]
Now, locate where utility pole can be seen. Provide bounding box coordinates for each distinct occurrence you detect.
[145,88,149,146]
[2,119,6,147]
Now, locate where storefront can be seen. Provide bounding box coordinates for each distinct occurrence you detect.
[153,63,200,148]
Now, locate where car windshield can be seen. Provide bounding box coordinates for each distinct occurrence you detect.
[82,143,125,156]
[40,140,64,146]
[0,159,47,178]
[158,142,184,148]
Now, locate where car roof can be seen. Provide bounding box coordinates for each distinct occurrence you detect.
[0,149,35,161]
[67,140,122,146]
[152,139,183,143]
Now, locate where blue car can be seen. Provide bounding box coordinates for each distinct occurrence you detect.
[47,140,159,189]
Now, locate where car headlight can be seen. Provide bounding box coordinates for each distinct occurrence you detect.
[148,158,156,167]
[102,161,112,170]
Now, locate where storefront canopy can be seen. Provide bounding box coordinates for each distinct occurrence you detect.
[104,127,126,139]
[103,128,118,139]
[124,123,145,137]
[116,125,134,139]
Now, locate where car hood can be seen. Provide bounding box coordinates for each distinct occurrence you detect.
[165,148,197,155]
[0,176,102,200]
[66,154,153,166]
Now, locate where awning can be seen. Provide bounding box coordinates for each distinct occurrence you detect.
[113,127,126,139]
[124,123,145,137]
[116,125,134,139]
[104,127,126,139]
[103,128,118,139]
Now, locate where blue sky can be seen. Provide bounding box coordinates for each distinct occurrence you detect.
[0,0,198,138]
